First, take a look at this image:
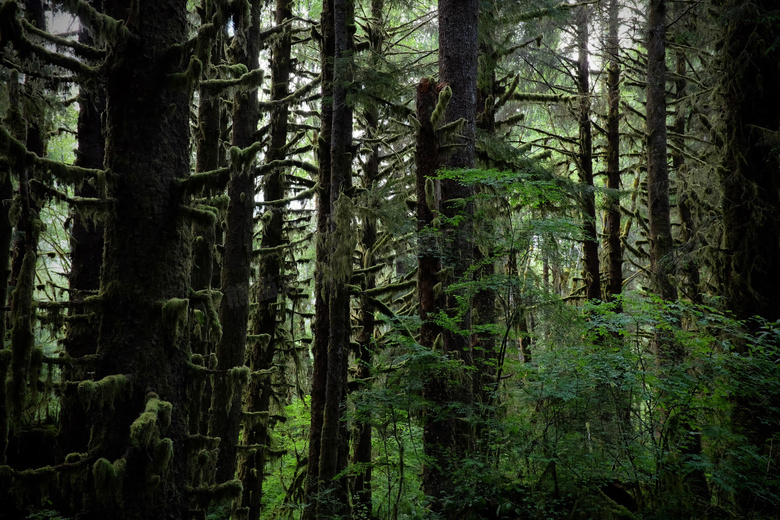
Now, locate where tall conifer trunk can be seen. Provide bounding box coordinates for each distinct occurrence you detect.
[422,0,478,515]
[209,0,263,485]
[91,1,193,517]
[576,5,601,302]
[303,0,335,514]
[646,0,675,303]
[351,0,384,516]
[604,0,622,301]
[239,0,293,516]
[717,1,780,513]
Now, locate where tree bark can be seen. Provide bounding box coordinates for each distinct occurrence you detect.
[90,1,193,517]
[239,0,293,516]
[208,0,263,485]
[646,0,675,302]
[604,0,622,301]
[422,0,478,514]
[577,5,601,302]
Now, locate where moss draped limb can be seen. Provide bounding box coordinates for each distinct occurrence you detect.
[77,374,131,411]
[0,125,105,186]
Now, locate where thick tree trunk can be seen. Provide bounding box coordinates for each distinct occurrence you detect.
[422,0,478,515]
[718,0,780,324]
[717,1,780,513]
[90,2,193,517]
[208,0,263,485]
[577,5,601,302]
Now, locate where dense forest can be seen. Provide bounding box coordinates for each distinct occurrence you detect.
[0,0,778,519]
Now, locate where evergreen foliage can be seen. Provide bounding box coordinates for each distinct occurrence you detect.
[0,0,777,519]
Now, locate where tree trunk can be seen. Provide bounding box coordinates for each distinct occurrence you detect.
[90,1,194,517]
[316,0,355,515]
[59,17,106,459]
[604,0,622,301]
[208,0,263,485]
[239,0,292,516]
[422,0,478,514]
[646,0,675,302]
[717,1,780,513]
[351,1,384,516]
[303,0,335,514]
[577,5,601,302]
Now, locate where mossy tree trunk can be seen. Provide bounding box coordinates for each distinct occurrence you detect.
[576,5,601,302]
[302,0,334,514]
[646,0,675,303]
[604,0,622,302]
[316,0,355,515]
[59,16,106,460]
[239,0,293,516]
[717,1,780,513]
[351,0,383,516]
[208,0,263,486]
[90,1,194,517]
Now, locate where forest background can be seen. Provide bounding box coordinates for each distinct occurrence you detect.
[0,0,778,519]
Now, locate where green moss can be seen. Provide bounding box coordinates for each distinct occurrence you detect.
[168,56,203,92]
[8,250,37,427]
[77,374,131,412]
[92,457,126,505]
[162,297,189,339]
[180,204,217,228]
[152,437,174,474]
[129,393,173,448]
[191,479,243,509]
[431,85,452,127]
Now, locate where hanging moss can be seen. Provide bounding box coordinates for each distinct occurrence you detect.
[179,204,218,228]
[190,479,243,510]
[57,0,131,43]
[436,118,467,143]
[152,437,174,475]
[92,457,126,505]
[129,393,173,448]
[201,68,263,95]
[77,374,131,412]
[431,84,452,127]
[162,297,189,339]
[7,250,37,428]
[224,366,250,413]
[167,56,203,92]
[178,166,231,197]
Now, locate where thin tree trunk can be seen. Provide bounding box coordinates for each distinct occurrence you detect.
[351,1,384,516]
[239,0,293,516]
[577,5,601,302]
[59,17,106,459]
[303,0,335,514]
[208,0,263,485]
[604,0,622,301]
